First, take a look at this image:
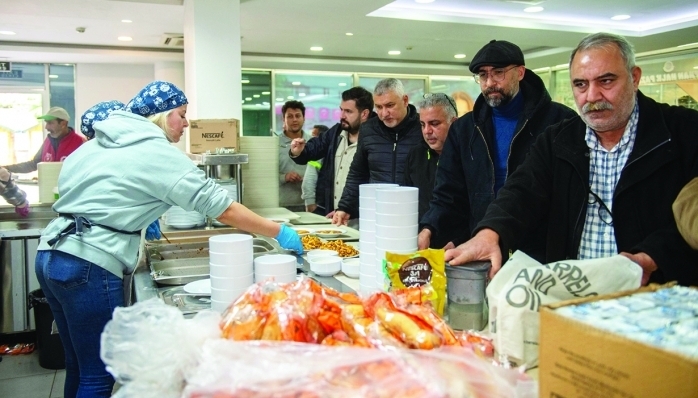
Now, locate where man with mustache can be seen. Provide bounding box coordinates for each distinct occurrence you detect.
[289,87,375,216]
[418,40,575,251]
[446,33,698,287]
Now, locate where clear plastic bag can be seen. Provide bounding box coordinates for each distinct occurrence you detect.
[100,298,221,398]
[184,340,536,398]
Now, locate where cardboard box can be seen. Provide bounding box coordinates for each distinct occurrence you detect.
[188,119,239,154]
[539,283,698,398]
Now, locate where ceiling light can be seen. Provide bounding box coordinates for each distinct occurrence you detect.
[241,79,250,83]
[0,31,16,35]
[346,32,353,36]
[292,81,301,85]
[262,91,270,95]
[263,102,269,105]
[454,54,466,59]
[49,74,58,79]
[276,97,284,101]
[415,0,435,3]
[310,46,323,51]
[611,15,630,20]
[287,96,294,99]
[693,66,698,69]
[117,36,132,41]
[299,93,306,97]
[338,83,347,86]
[252,94,260,98]
[678,42,698,48]
[245,97,252,101]
[241,100,245,103]
[388,50,401,55]
[121,19,132,23]
[524,6,544,12]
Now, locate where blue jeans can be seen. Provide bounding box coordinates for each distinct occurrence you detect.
[35,250,124,398]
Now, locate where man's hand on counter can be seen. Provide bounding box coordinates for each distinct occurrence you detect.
[445,228,502,280]
[332,210,349,226]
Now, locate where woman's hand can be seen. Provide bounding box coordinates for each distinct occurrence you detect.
[275,224,304,254]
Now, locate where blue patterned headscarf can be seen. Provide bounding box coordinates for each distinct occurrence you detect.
[80,100,125,139]
[126,80,188,118]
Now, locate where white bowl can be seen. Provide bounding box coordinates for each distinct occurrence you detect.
[211,287,248,302]
[359,183,398,198]
[375,201,419,215]
[209,250,253,265]
[374,212,419,227]
[375,236,418,251]
[341,258,360,278]
[254,254,297,274]
[359,198,375,209]
[359,230,376,243]
[375,186,419,203]
[210,273,254,289]
[255,273,296,283]
[209,262,253,277]
[306,249,339,261]
[209,234,253,251]
[309,256,342,276]
[374,223,419,239]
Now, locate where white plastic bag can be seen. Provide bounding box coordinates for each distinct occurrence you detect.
[100,298,221,398]
[486,251,642,367]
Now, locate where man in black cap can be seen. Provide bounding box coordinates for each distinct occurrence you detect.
[418,39,576,255]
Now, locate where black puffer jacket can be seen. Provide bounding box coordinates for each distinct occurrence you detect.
[420,69,577,251]
[337,104,423,217]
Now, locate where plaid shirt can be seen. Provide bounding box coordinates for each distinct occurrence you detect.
[578,100,639,259]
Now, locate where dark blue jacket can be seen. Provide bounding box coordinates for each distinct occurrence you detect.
[420,69,577,251]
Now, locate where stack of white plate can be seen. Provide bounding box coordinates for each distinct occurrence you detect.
[239,136,279,208]
[209,234,254,313]
[358,183,398,295]
[163,206,205,229]
[375,186,419,290]
[254,254,297,284]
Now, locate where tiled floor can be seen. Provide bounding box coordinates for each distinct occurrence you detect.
[0,352,65,398]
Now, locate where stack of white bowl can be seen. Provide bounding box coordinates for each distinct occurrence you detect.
[375,187,419,290]
[209,234,255,313]
[254,254,297,284]
[163,206,205,229]
[358,183,398,295]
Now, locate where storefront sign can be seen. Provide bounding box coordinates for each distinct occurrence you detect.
[640,70,698,84]
[0,70,22,79]
[0,61,11,71]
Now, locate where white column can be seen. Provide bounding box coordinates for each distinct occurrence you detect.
[183,0,242,123]
[154,61,187,151]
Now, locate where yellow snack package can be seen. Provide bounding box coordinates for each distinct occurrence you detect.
[384,249,446,316]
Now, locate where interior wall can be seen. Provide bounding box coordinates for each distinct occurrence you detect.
[74,63,155,131]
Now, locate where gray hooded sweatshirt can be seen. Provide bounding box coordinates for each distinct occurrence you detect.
[38,110,232,278]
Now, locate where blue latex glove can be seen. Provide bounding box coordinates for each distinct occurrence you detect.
[145,220,161,241]
[275,224,303,254]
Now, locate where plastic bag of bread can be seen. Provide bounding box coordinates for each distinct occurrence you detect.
[184,340,536,398]
[385,248,447,315]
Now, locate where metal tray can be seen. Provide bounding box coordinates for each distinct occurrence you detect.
[148,237,281,286]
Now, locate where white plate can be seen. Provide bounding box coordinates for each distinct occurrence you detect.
[313,228,345,238]
[267,218,290,224]
[183,278,211,295]
[291,227,313,236]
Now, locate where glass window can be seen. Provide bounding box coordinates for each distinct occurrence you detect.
[49,64,76,125]
[273,72,353,134]
[242,70,272,136]
[0,92,44,172]
[638,56,698,109]
[429,76,480,117]
[552,69,576,110]
[358,76,426,105]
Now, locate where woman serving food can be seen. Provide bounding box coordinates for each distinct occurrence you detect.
[34,81,302,397]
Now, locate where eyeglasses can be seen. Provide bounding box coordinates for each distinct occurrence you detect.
[473,65,519,84]
[587,189,614,226]
[423,93,458,115]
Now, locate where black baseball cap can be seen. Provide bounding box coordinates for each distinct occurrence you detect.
[469,40,525,73]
